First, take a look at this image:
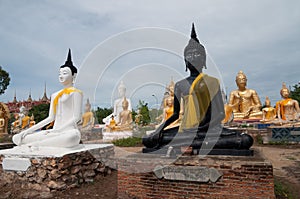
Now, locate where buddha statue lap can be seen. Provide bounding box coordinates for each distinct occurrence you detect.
[228,71,263,120]
[142,24,253,152]
[276,83,300,123]
[12,49,83,148]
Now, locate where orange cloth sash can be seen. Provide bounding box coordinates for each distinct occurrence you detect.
[53,87,82,114]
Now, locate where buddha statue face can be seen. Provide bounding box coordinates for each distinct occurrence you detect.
[184,45,206,73]
[59,67,74,86]
[166,97,173,107]
[235,71,247,89]
[280,88,290,98]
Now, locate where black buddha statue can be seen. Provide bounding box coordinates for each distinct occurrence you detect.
[142,24,253,155]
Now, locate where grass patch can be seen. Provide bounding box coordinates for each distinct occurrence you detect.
[274,178,294,199]
[112,136,142,147]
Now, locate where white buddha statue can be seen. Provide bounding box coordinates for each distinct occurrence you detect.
[12,49,83,148]
[103,81,132,125]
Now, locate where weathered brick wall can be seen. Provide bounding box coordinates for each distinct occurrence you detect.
[0,145,114,194]
[118,154,275,199]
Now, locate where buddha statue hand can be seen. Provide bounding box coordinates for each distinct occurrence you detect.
[244,107,254,118]
[12,128,33,145]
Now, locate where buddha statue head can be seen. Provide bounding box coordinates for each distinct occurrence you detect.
[184,23,206,73]
[235,71,247,90]
[167,78,175,96]
[59,49,77,86]
[280,82,290,99]
[85,98,92,112]
[265,96,271,107]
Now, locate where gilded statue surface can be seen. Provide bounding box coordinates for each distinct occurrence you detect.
[276,83,300,122]
[79,99,95,131]
[0,102,10,134]
[117,97,133,131]
[228,71,262,120]
[261,96,276,122]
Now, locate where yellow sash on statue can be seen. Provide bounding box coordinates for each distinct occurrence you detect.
[276,98,292,120]
[53,87,82,114]
[179,74,219,132]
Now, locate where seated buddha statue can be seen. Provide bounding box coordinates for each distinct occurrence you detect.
[12,105,26,129]
[106,115,117,132]
[79,98,95,131]
[261,96,276,122]
[0,110,5,134]
[228,71,263,120]
[276,83,300,122]
[103,81,132,125]
[143,24,253,152]
[0,103,10,134]
[12,49,83,148]
[117,97,133,131]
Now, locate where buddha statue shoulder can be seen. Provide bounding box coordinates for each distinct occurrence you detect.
[12,49,83,148]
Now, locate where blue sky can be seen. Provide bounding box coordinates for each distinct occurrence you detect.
[0,0,299,109]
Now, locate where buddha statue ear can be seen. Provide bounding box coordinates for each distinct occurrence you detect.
[72,73,77,84]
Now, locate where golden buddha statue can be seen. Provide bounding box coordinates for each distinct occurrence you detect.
[106,115,117,132]
[0,110,5,134]
[29,114,36,127]
[228,71,262,120]
[276,83,300,122]
[262,96,276,122]
[79,99,95,130]
[11,105,31,132]
[0,103,9,134]
[117,97,133,131]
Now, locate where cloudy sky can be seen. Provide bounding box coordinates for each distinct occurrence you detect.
[0,0,299,110]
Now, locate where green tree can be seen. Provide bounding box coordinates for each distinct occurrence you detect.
[137,100,151,125]
[290,83,300,104]
[0,66,10,95]
[95,107,113,124]
[29,103,50,123]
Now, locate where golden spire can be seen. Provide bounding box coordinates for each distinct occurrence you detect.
[41,82,49,101]
[13,89,18,103]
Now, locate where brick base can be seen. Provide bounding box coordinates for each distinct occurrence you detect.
[0,144,114,194]
[117,150,275,199]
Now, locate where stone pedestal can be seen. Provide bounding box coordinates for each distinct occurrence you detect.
[117,150,275,199]
[102,131,133,141]
[0,144,114,197]
[80,127,103,142]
